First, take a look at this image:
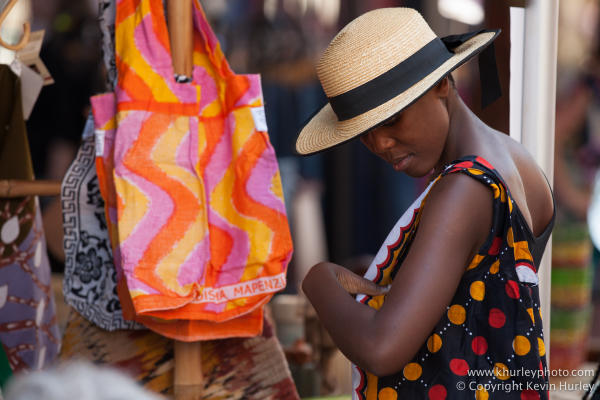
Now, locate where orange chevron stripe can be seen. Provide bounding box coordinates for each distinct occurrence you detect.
[118,101,198,115]
[116,54,154,101]
[115,0,138,26]
[233,131,291,275]
[205,224,233,288]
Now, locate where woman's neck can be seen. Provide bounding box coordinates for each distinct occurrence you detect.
[435,91,486,174]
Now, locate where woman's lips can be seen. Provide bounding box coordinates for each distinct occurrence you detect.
[392,154,412,171]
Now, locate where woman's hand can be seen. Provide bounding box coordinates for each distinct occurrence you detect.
[303,262,390,297]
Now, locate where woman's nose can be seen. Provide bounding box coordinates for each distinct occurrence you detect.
[367,130,395,153]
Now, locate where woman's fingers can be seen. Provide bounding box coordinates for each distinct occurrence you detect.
[336,269,390,296]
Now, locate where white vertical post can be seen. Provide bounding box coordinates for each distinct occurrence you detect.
[513,0,559,357]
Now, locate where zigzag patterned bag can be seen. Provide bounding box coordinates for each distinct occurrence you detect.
[91,0,292,341]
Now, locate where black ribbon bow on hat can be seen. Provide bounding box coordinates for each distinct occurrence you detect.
[328,29,502,122]
[442,29,502,109]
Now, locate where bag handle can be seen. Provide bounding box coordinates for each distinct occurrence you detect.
[115,0,232,87]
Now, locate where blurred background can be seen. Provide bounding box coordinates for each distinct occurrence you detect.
[2,0,600,398]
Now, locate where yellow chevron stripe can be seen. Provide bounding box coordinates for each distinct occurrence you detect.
[114,175,149,243]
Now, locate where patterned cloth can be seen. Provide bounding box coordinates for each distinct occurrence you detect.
[353,156,552,400]
[59,308,300,399]
[0,65,60,372]
[91,0,292,340]
[62,132,144,330]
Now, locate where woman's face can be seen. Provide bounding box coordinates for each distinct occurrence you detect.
[359,80,450,177]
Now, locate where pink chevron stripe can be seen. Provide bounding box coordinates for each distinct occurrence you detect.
[134,15,196,103]
[245,146,286,216]
[90,94,116,127]
[125,276,162,294]
[176,237,210,287]
[113,114,174,272]
[234,74,262,107]
[192,1,219,54]
[193,67,218,114]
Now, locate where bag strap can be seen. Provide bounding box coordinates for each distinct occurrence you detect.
[115,0,232,104]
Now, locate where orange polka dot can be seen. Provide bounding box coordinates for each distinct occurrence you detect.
[427,334,442,353]
[467,255,484,270]
[494,363,510,380]
[448,305,466,325]
[468,168,484,175]
[513,335,531,356]
[476,385,489,400]
[489,260,500,274]
[538,337,546,356]
[507,228,514,247]
[378,387,397,400]
[470,281,485,301]
[527,308,535,325]
[403,363,422,381]
[539,307,543,321]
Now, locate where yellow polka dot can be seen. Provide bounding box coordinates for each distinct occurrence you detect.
[509,198,513,213]
[513,335,531,356]
[403,363,422,381]
[538,337,546,356]
[468,168,484,175]
[470,281,485,301]
[507,228,514,248]
[427,334,442,353]
[489,260,500,274]
[527,308,535,325]
[476,385,489,400]
[494,363,510,380]
[539,307,543,321]
[448,304,466,325]
[378,387,397,400]
[467,254,484,270]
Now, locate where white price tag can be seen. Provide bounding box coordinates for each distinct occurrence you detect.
[250,106,268,132]
[95,130,105,157]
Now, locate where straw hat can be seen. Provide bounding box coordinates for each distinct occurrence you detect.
[296,8,500,155]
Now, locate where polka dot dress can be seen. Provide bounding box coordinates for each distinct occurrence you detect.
[353,156,552,400]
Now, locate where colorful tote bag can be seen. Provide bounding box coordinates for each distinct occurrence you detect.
[91,0,292,341]
[0,66,60,372]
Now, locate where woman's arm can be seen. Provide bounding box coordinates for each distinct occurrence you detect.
[302,173,493,376]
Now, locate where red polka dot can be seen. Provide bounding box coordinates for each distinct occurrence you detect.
[428,384,447,400]
[471,336,488,355]
[505,280,520,299]
[539,361,544,377]
[454,161,474,169]
[488,237,502,255]
[475,156,495,170]
[520,389,540,400]
[489,308,506,328]
[449,358,469,376]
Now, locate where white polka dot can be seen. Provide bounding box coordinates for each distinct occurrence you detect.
[36,299,45,326]
[34,241,42,268]
[1,216,19,244]
[0,285,7,309]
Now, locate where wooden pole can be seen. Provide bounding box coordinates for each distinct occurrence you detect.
[0,180,61,197]
[174,341,204,400]
[168,0,193,78]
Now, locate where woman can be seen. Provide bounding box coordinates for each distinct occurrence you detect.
[297,8,554,399]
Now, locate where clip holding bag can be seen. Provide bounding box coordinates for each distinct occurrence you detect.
[92,0,292,341]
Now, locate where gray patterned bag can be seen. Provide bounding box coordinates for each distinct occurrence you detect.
[61,116,143,330]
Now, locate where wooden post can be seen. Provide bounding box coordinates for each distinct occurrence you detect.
[168,0,193,78]
[174,341,204,400]
[0,180,61,197]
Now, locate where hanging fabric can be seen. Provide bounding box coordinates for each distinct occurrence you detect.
[0,65,60,372]
[61,115,144,331]
[92,0,292,341]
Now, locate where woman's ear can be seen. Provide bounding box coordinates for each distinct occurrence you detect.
[435,77,451,99]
